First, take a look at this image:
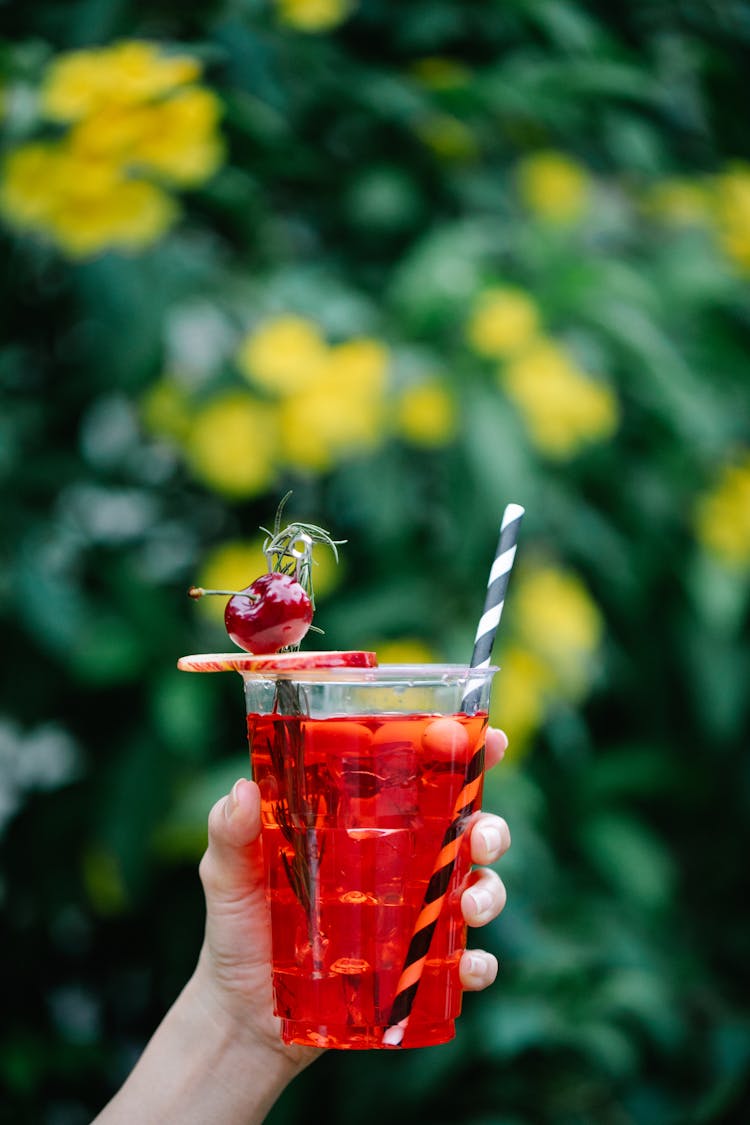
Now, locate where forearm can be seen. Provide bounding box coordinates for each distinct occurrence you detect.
[93,971,299,1125]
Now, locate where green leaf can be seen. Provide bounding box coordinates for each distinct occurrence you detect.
[582,744,680,801]
[580,812,676,912]
[388,220,502,330]
[68,612,145,685]
[149,669,219,760]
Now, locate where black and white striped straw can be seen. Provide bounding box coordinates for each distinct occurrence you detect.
[382,502,525,1046]
[462,502,525,713]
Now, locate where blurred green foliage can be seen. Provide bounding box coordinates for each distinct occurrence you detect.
[1,1,750,1122]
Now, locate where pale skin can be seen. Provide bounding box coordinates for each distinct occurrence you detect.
[95,727,512,1125]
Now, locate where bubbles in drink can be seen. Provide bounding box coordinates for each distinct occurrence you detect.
[345,828,394,842]
[339,890,376,904]
[331,956,370,974]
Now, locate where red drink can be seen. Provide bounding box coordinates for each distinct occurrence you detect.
[248,709,488,1049]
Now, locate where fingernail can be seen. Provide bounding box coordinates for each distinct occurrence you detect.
[225,779,245,820]
[479,825,502,855]
[468,888,493,916]
[464,954,479,975]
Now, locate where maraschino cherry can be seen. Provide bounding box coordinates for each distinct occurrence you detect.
[188,494,343,655]
[189,573,312,654]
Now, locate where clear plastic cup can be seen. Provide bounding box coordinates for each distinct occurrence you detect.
[241,664,497,1049]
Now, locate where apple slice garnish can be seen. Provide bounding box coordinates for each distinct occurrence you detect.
[177,650,378,673]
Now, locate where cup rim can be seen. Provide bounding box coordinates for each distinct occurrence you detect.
[240,662,499,683]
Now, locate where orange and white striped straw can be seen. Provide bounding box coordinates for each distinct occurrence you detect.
[382,503,524,1046]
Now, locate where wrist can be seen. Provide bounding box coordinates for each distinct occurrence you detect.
[183,955,304,1089]
[96,960,303,1125]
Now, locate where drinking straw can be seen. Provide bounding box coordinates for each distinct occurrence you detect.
[382,502,525,1047]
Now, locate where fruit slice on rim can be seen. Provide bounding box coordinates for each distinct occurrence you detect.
[177,650,378,673]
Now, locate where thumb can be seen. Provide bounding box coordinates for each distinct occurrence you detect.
[199,778,265,905]
[198,778,275,1000]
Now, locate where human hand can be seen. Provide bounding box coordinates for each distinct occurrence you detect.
[458,726,511,991]
[193,771,321,1076]
[193,726,511,1068]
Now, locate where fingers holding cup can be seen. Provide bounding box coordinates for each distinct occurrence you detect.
[459,949,499,991]
[484,726,508,771]
[469,812,511,866]
[461,866,507,927]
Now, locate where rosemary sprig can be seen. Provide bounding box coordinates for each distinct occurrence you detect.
[267,684,328,967]
[258,494,344,964]
[260,491,345,613]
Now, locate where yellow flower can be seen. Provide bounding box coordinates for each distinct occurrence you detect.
[712,164,750,272]
[278,394,336,471]
[395,381,456,446]
[410,57,472,90]
[67,104,154,161]
[416,114,478,162]
[278,382,383,471]
[375,638,439,664]
[490,644,551,757]
[237,324,390,473]
[501,338,619,458]
[140,377,193,441]
[4,43,223,259]
[41,40,202,122]
[127,88,223,186]
[237,316,328,395]
[0,140,176,255]
[70,88,224,186]
[53,176,177,256]
[694,454,750,568]
[0,143,67,228]
[466,287,541,359]
[185,393,278,498]
[274,0,354,32]
[324,337,388,397]
[514,565,603,698]
[278,338,389,471]
[517,150,591,224]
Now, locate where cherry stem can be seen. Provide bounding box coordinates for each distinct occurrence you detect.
[188,586,259,602]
